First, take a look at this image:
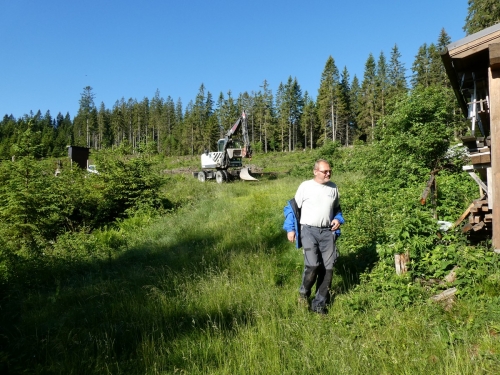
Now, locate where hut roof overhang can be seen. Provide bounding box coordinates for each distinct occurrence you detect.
[441,22,500,118]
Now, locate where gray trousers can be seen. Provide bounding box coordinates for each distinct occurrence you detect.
[299,225,338,311]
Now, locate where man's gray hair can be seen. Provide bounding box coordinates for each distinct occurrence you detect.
[314,159,330,170]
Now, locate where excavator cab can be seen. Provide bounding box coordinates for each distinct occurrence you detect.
[217,139,226,152]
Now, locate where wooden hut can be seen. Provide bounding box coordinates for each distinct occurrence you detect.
[441,22,500,248]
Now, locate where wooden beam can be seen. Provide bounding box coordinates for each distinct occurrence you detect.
[489,66,500,249]
[487,167,493,209]
[470,151,491,164]
[467,171,488,193]
[490,43,500,70]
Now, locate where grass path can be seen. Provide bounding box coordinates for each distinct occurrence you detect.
[2,174,500,374]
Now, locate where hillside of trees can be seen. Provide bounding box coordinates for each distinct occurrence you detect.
[3,1,500,162]
[1,28,459,160]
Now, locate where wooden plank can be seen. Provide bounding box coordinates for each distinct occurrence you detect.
[453,202,475,228]
[463,163,491,171]
[470,152,491,164]
[467,171,488,193]
[461,135,477,142]
[473,199,488,207]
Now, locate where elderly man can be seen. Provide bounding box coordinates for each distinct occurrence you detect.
[283,159,344,314]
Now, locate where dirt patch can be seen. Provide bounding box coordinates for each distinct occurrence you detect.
[162,167,196,175]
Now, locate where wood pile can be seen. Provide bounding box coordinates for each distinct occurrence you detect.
[455,135,493,242]
[461,197,492,237]
[461,135,491,165]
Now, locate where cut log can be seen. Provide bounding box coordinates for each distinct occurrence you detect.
[395,253,409,275]
[420,174,435,205]
[431,287,457,302]
[444,267,458,283]
[472,221,485,231]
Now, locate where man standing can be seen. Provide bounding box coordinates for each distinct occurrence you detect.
[284,159,344,314]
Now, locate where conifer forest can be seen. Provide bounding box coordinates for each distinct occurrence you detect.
[1,28,457,159]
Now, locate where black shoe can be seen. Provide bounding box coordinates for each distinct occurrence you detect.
[312,306,327,315]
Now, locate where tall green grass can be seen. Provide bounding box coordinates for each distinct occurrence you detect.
[1,159,500,374]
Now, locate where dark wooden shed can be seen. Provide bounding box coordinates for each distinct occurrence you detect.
[68,146,90,170]
[441,22,500,248]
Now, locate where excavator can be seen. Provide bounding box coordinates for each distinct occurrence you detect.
[194,111,257,183]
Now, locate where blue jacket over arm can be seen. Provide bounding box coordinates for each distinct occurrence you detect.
[283,198,345,249]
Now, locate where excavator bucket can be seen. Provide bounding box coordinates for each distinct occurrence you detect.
[239,167,258,181]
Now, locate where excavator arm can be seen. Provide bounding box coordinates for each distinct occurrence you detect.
[223,111,252,158]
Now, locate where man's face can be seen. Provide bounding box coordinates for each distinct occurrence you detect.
[313,162,331,184]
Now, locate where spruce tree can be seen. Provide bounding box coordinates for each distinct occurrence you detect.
[301,91,318,149]
[317,56,340,143]
[163,96,177,155]
[97,102,112,149]
[435,29,452,88]
[350,75,361,141]
[252,80,274,153]
[359,53,377,141]
[338,67,352,146]
[411,43,430,88]
[376,52,389,118]
[284,77,303,151]
[275,82,287,151]
[387,44,407,101]
[464,0,500,35]
[74,86,96,147]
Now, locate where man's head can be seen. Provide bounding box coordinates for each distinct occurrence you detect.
[313,159,331,184]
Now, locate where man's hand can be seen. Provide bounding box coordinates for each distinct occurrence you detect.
[287,231,296,243]
[330,219,340,231]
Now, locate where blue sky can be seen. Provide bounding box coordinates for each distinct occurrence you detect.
[1,0,468,120]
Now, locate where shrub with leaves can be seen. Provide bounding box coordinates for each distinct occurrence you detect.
[92,154,164,226]
[372,86,456,187]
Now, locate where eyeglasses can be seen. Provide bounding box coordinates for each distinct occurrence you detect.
[316,170,331,175]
